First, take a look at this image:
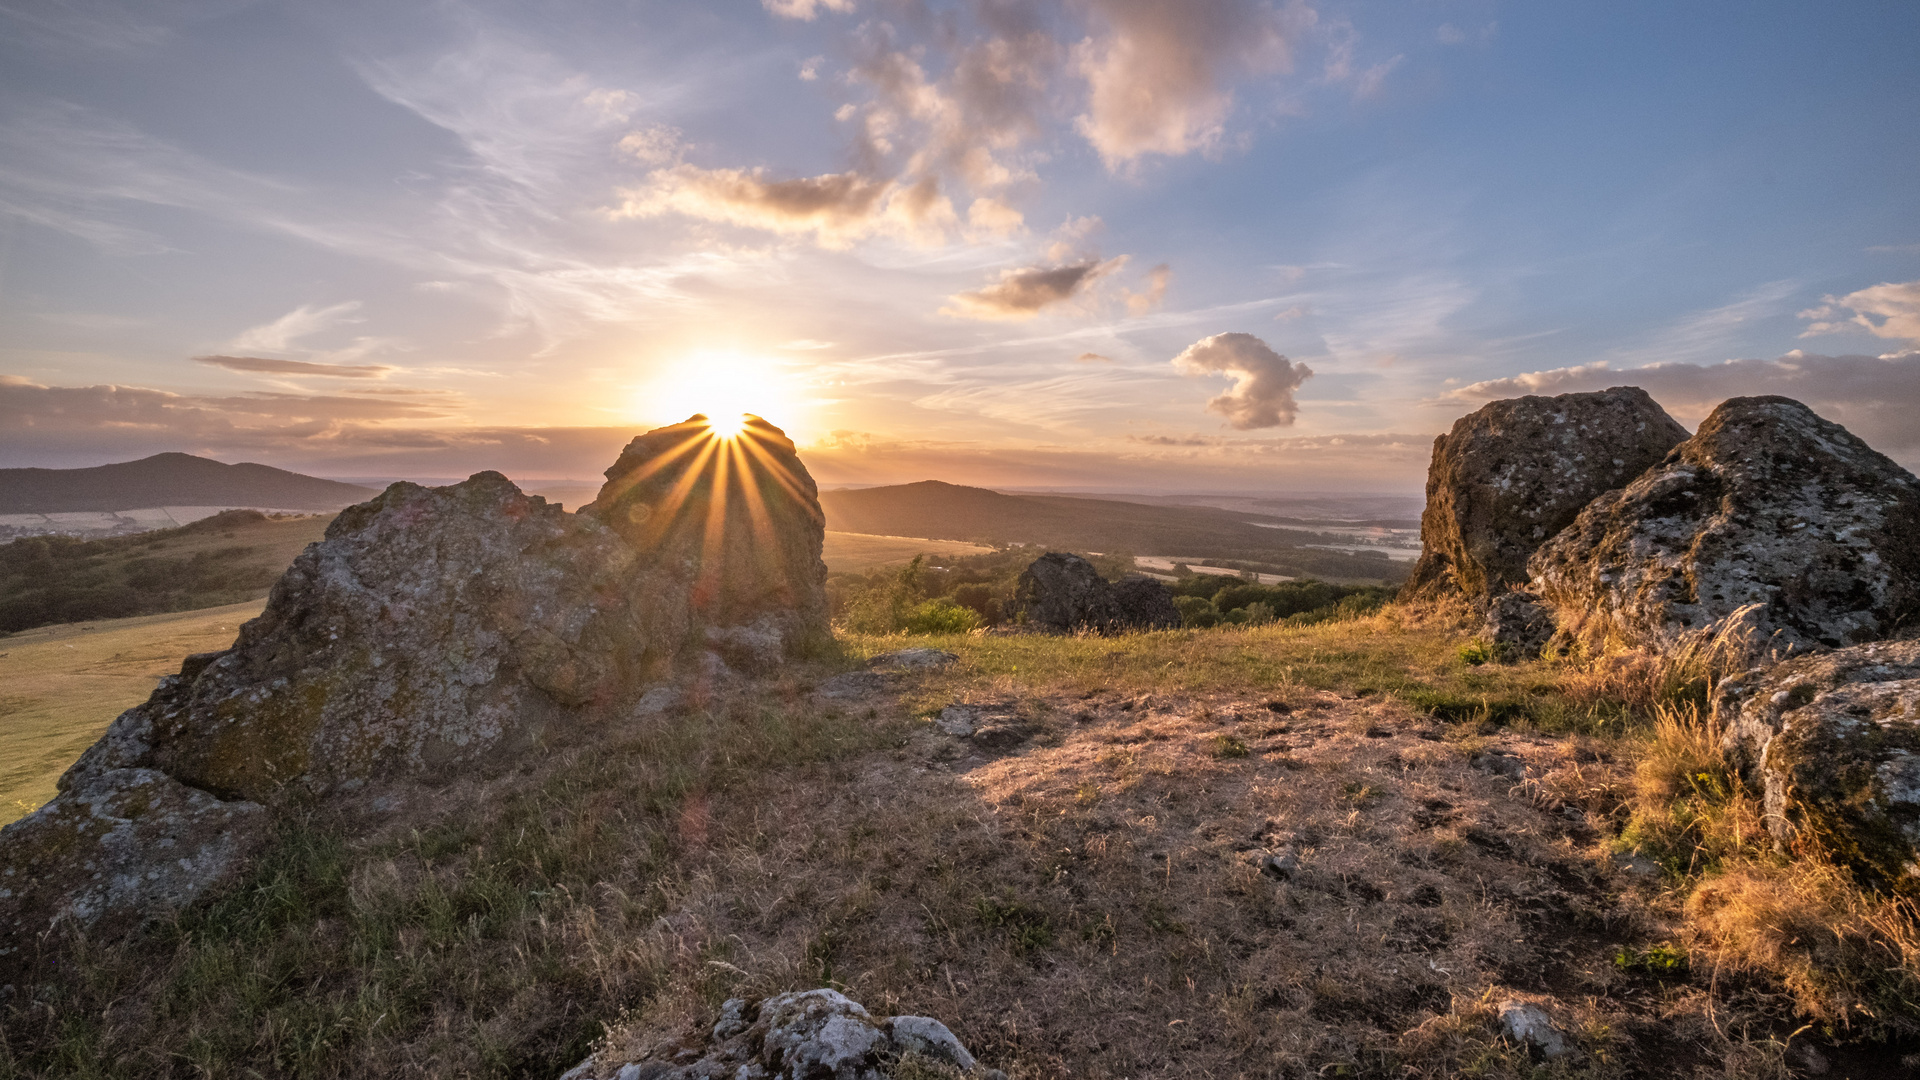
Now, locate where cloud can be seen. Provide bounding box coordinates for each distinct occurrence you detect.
[763,0,854,20]
[617,125,684,166]
[616,165,955,248]
[1444,351,1920,454]
[943,257,1124,320]
[1170,331,1313,428]
[1076,352,1114,363]
[1125,263,1171,315]
[229,301,363,352]
[194,355,393,379]
[1799,279,1920,344]
[1074,0,1304,167]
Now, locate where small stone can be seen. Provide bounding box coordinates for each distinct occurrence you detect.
[1496,998,1572,1059]
[1255,848,1300,880]
[888,1016,977,1071]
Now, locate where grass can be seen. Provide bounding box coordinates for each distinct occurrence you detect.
[0,600,266,825]
[5,605,1918,1078]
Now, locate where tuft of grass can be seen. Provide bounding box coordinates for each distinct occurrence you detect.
[1209,734,1249,759]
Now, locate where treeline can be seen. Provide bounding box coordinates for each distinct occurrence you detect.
[0,511,299,634]
[827,547,1396,635]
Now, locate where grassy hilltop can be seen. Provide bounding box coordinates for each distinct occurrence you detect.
[3,594,1916,1079]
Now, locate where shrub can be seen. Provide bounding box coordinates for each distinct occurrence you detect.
[1172,595,1216,627]
[902,598,982,635]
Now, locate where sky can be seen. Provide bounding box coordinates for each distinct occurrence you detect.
[1,0,1917,493]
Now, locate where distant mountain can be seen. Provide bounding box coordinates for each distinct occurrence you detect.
[818,480,1408,581]
[0,453,377,514]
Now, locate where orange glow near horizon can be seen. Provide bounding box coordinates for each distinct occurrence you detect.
[640,351,807,438]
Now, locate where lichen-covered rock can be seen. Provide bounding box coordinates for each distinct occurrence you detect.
[1405,387,1688,601]
[1111,575,1182,631]
[1717,638,1920,890]
[564,989,998,1080]
[1530,397,1920,654]
[0,768,267,953]
[1012,553,1178,633]
[588,414,828,665]
[64,471,678,804]
[1484,591,1555,660]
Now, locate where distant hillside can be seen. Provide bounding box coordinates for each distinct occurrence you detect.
[0,510,332,634]
[818,481,1408,582]
[0,453,375,514]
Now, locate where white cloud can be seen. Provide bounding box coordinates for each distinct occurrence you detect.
[230,301,363,352]
[1125,263,1171,315]
[1799,279,1920,344]
[1073,0,1304,167]
[1171,331,1313,428]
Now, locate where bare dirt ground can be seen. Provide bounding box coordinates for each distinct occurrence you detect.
[581,665,1909,1079]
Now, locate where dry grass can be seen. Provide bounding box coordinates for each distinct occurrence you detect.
[6,610,1918,1078]
[0,600,267,825]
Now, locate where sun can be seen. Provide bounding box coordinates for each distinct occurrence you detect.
[705,411,748,439]
[639,351,803,436]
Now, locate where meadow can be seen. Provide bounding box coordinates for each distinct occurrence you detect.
[4,606,1915,1079]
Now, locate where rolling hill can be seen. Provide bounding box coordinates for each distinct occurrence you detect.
[818,480,1408,581]
[0,453,376,514]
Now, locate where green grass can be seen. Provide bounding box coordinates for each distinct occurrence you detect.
[841,614,1630,735]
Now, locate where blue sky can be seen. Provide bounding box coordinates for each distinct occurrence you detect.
[2,0,1916,490]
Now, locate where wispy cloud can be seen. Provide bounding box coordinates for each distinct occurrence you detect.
[1799,279,1920,344]
[942,256,1125,320]
[195,354,392,379]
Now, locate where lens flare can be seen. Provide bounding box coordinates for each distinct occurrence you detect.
[640,351,803,434]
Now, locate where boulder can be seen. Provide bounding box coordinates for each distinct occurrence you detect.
[0,768,268,954]
[1012,553,1180,633]
[1717,638,1920,891]
[562,988,1000,1080]
[1,417,835,946]
[587,414,828,666]
[63,471,675,806]
[1530,397,1920,654]
[1405,387,1688,602]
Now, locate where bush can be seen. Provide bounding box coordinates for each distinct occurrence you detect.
[902,598,982,635]
[1172,595,1216,627]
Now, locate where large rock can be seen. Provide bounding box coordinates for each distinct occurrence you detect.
[1530,397,1920,654]
[587,414,828,667]
[0,768,268,956]
[65,471,678,805]
[1405,387,1688,602]
[561,988,1000,1080]
[1718,638,1920,891]
[1,418,834,946]
[1011,553,1179,633]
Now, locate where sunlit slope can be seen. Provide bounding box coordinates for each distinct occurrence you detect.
[0,600,265,826]
[819,481,1408,580]
[821,531,991,571]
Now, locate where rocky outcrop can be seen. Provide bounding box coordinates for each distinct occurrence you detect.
[1483,590,1555,660]
[0,768,268,954]
[1011,553,1180,633]
[1530,397,1920,654]
[587,414,828,669]
[2,416,832,946]
[560,989,1001,1080]
[1405,388,1688,602]
[1717,638,1920,891]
